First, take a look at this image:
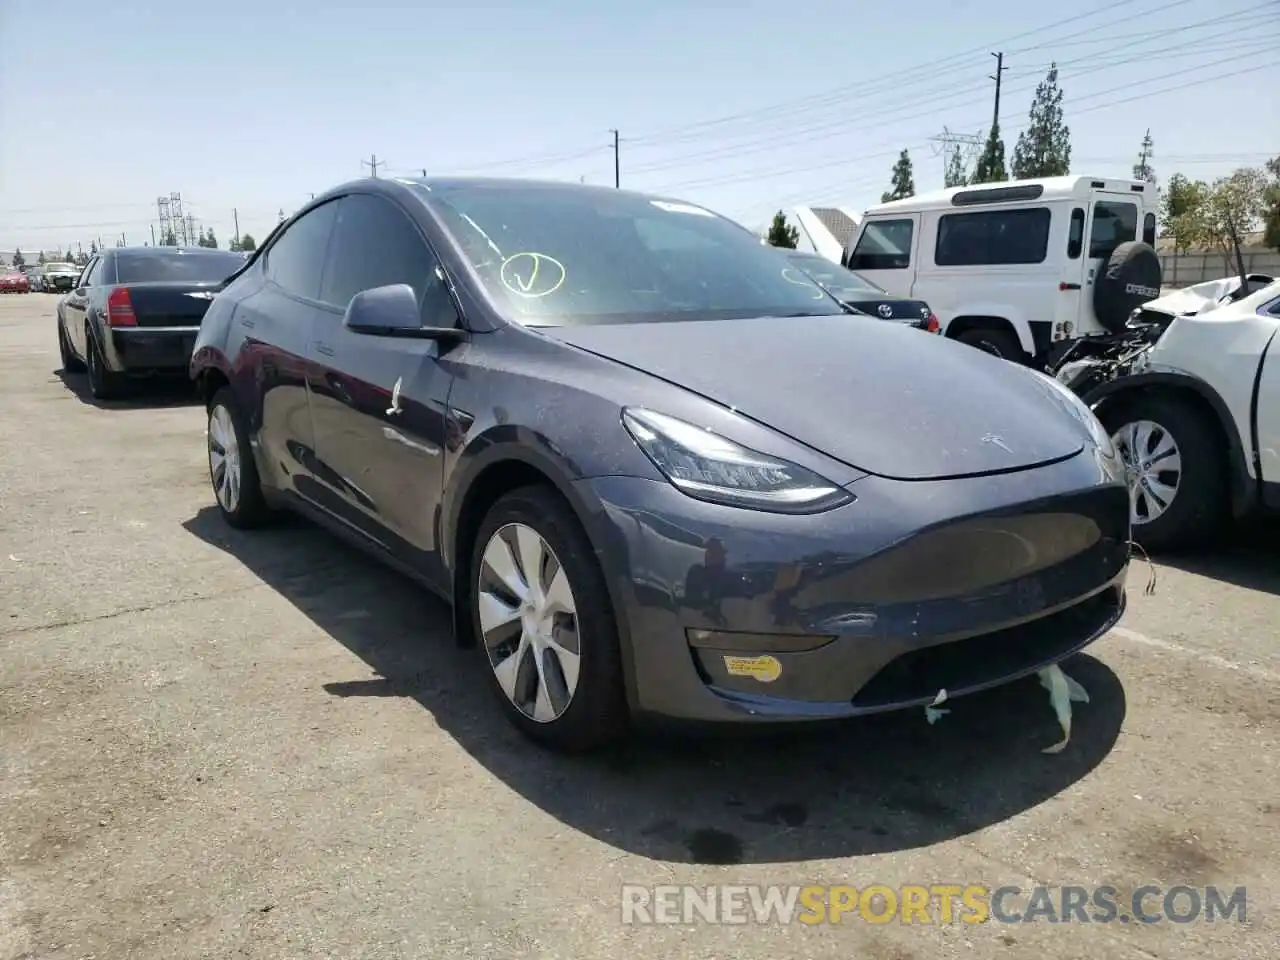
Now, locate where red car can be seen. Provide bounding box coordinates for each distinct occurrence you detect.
[0,270,31,293]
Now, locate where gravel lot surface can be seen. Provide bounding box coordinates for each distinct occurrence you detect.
[1,293,1276,959]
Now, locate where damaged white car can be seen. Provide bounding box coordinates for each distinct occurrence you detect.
[1053,277,1280,549]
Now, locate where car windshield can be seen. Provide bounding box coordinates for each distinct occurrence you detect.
[45,262,74,273]
[114,250,247,283]
[422,183,840,326]
[786,253,884,299]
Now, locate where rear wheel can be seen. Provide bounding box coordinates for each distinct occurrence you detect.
[58,320,85,373]
[207,387,271,529]
[469,486,628,752]
[956,327,1026,363]
[85,326,126,399]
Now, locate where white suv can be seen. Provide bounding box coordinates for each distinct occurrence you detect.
[843,175,1162,365]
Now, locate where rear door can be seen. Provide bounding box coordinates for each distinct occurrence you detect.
[307,192,458,575]
[62,255,102,357]
[844,216,917,297]
[231,200,340,504]
[1082,195,1140,328]
[1256,296,1280,498]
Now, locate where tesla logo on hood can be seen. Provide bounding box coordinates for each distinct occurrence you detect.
[981,433,1012,453]
[185,291,216,300]
[877,303,894,318]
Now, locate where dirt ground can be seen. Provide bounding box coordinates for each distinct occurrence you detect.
[1,292,1276,959]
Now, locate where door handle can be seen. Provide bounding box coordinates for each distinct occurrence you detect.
[314,341,335,357]
[239,317,255,328]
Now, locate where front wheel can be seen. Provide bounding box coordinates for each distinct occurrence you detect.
[469,486,628,751]
[956,327,1026,363]
[1099,394,1228,551]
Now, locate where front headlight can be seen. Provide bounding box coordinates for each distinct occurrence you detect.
[621,408,854,514]
[1035,370,1115,458]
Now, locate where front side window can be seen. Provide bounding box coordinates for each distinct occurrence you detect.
[1089,201,1138,259]
[1142,212,1157,247]
[847,219,913,271]
[935,208,1052,267]
[264,200,340,300]
[422,185,838,327]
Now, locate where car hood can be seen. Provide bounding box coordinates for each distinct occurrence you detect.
[545,314,1086,481]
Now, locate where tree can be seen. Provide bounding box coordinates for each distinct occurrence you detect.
[881,149,915,203]
[205,228,218,249]
[89,240,98,255]
[765,211,799,249]
[38,251,47,265]
[1204,168,1268,281]
[1133,129,1156,185]
[1011,63,1071,179]
[163,229,177,246]
[1262,156,1280,253]
[12,249,23,269]
[972,124,1007,184]
[944,147,969,188]
[239,233,257,252]
[1159,173,1210,254]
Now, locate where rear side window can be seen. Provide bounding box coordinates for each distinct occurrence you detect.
[1067,208,1085,259]
[1089,201,1138,258]
[1143,212,1157,246]
[320,194,459,327]
[82,257,105,286]
[848,219,913,270]
[265,200,340,300]
[935,208,1051,266]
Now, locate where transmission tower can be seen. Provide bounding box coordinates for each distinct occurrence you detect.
[157,196,172,245]
[169,193,189,246]
[186,214,197,246]
[929,126,984,183]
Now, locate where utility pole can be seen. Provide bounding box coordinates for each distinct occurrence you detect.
[233,208,240,246]
[421,168,427,177]
[150,224,156,246]
[362,154,383,177]
[989,52,1008,129]
[609,130,620,188]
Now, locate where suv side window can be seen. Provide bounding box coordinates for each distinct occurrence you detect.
[847,219,913,270]
[1089,201,1138,258]
[320,193,459,328]
[935,208,1051,266]
[264,200,340,300]
[1142,212,1157,246]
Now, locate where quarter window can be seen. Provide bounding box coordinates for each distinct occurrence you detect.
[1089,201,1138,259]
[848,219,913,270]
[935,208,1051,266]
[320,193,458,327]
[1142,212,1157,246]
[80,257,102,287]
[1067,208,1085,259]
[264,200,340,300]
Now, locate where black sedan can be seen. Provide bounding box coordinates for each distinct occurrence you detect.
[58,246,247,399]
[191,177,1130,751]
[785,250,940,332]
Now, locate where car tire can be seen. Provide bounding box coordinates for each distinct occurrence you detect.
[58,320,85,373]
[469,485,628,752]
[85,325,126,399]
[207,387,272,529]
[1098,394,1227,551]
[956,327,1026,363]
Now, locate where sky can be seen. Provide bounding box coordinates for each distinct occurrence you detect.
[1,0,1277,256]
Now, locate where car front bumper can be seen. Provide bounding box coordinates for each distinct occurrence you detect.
[574,450,1129,725]
[108,326,201,373]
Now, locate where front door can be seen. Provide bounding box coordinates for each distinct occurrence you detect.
[1255,298,1280,502]
[306,192,459,580]
[62,256,100,357]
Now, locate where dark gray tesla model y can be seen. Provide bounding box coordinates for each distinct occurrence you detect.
[191,176,1131,751]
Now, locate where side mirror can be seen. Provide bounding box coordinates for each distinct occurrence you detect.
[343,284,467,342]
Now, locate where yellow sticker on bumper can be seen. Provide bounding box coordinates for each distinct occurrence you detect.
[723,654,782,683]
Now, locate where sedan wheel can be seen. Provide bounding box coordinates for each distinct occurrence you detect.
[1099,394,1227,550]
[469,487,627,750]
[206,387,271,529]
[1113,419,1182,525]
[208,404,242,514]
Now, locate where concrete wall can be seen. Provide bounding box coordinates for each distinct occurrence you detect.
[1159,248,1280,287]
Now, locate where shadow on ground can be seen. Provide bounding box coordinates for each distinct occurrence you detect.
[183,506,1126,865]
[53,367,201,410]
[1148,519,1280,597]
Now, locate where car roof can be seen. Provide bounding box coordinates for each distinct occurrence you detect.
[311,175,714,208]
[109,246,239,256]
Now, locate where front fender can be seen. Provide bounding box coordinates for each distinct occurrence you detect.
[1084,370,1256,517]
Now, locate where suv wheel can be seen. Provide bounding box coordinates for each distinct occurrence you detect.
[957,328,1025,363]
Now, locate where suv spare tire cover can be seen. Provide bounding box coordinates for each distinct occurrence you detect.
[1093,240,1163,332]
